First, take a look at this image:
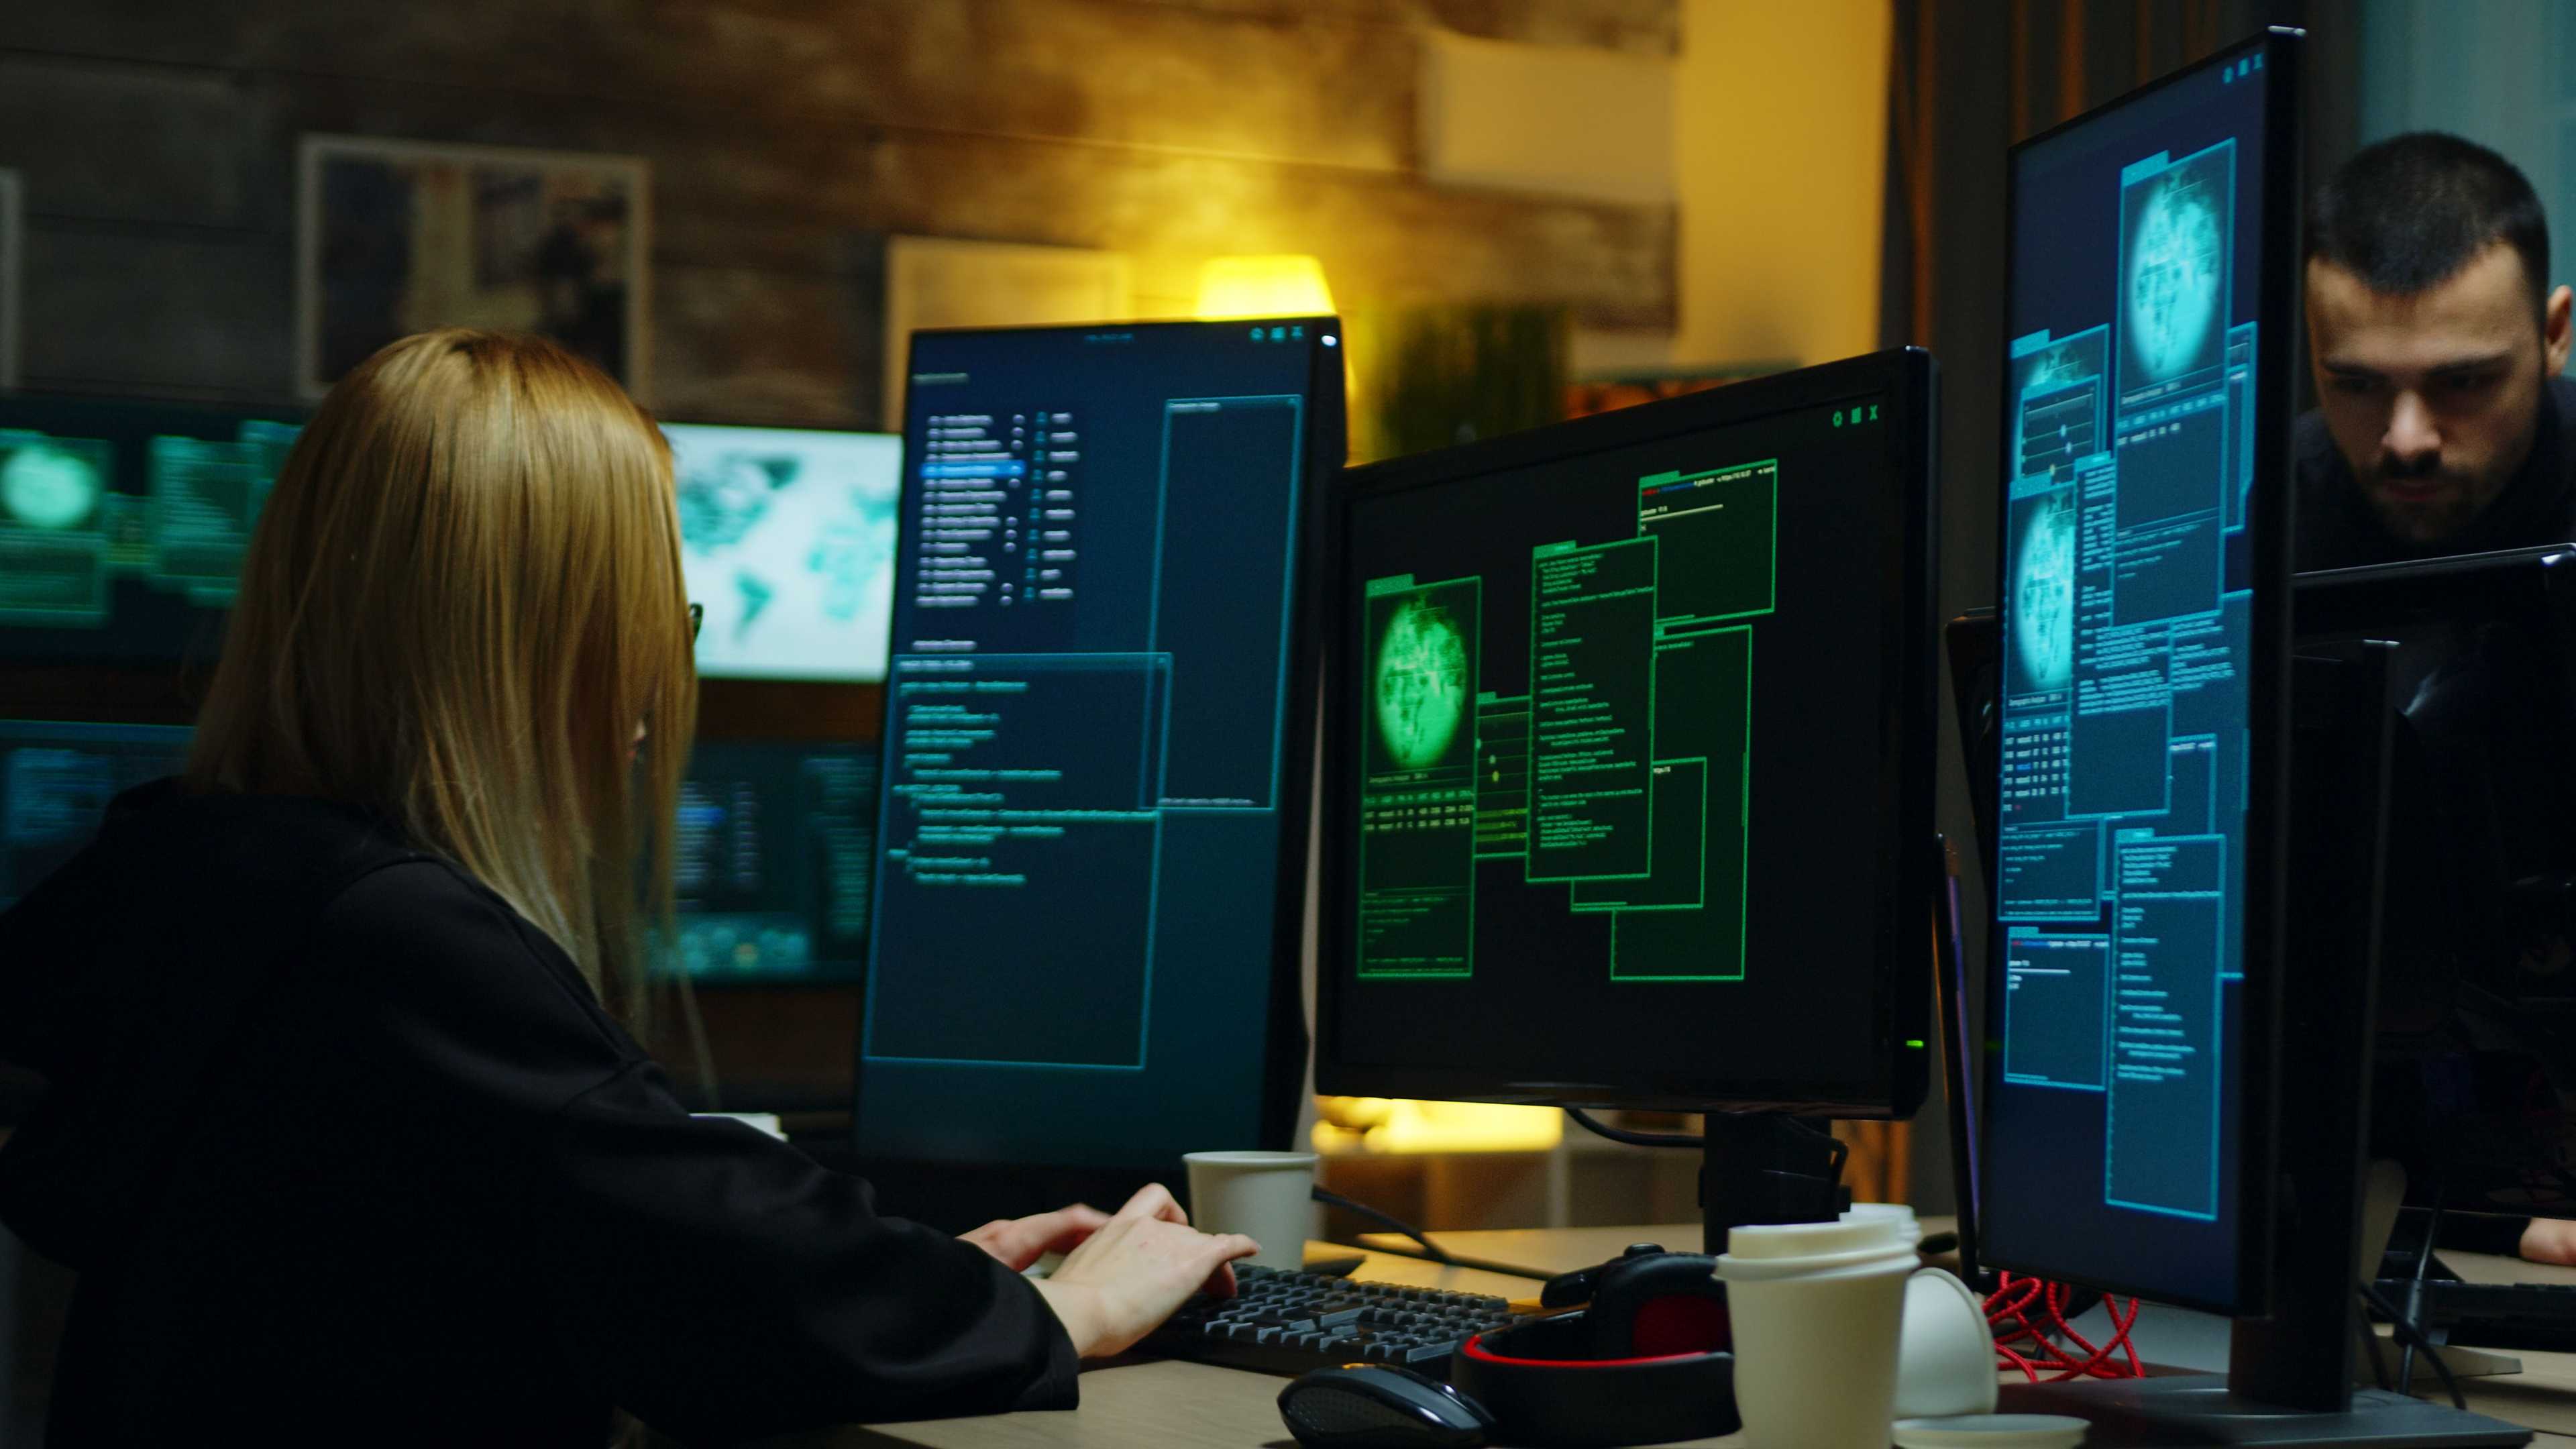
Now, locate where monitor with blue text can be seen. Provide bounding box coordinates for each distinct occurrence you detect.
[854,319,1340,1178]
[1982,32,2296,1313]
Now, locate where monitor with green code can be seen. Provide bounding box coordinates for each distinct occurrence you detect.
[1317,351,1937,1116]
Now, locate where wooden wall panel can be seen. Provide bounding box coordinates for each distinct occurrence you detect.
[0,0,1674,413]
[655,262,867,427]
[0,57,265,229]
[18,228,288,399]
[3,1,1421,174]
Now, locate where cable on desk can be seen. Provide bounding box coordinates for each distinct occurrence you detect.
[2399,1179,2451,1399]
[1564,1106,1702,1148]
[2359,1279,2467,1410]
[1786,1115,1851,1181]
[1984,1273,2142,1382]
[1565,1108,1856,1184]
[1311,1186,1459,1266]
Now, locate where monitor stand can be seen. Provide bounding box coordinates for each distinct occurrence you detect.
[1698,1111,1845,1251]
[1996,1377,2527,1446]
[1997,646,2529,1445]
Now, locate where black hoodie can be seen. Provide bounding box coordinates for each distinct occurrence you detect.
[0,782,1075,1445]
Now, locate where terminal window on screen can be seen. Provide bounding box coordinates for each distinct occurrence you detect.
[1354,458,1775,985]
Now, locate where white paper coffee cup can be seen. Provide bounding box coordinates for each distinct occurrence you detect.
[1719,1216,1919,1449]
[1183,1150,1316,1270]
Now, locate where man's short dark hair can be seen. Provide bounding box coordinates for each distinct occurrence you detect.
[2307,131,2551,319]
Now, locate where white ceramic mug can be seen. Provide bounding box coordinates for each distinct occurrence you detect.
[1182,1150,1317,1270]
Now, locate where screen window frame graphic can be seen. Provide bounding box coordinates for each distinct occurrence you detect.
[1317,347,1938,1117]
[1979,28,2300,1318]
[854,319,1335,1175]
[1354,460,1777,986]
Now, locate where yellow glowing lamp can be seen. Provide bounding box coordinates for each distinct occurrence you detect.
[1311,1097,1563,1154]
[1195,254,1336,319]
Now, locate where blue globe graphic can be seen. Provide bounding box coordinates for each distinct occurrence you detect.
[2127,174,2223,381]
[2013,499,2077,693]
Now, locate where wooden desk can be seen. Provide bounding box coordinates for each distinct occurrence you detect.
[747,1245,1759,1449]
[1361,1220,1707,1275]
[789,1231,2576,1449]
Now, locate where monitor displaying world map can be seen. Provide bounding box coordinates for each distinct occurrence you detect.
[667,423,900,682]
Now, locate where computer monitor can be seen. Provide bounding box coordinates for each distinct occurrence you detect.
[0,712,875,994]
[667,423,900,683]
[667,739,881,984]
[0,719,192,910]
[0,397,304,667]
[850,319,1340,1223]
[1957,542,2576,1267]
[2296,547,2576,1214]
[1981,28,2536,1442]
[1313,348,1938,1230]
[1983,27,2300,1318]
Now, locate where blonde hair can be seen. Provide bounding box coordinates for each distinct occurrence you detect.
[188,329,696,1022]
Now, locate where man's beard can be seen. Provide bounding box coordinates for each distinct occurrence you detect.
[2361,453,2498,544]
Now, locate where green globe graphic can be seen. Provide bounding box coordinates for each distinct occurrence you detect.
[1374,598,1469,769]
[0,444,104,531]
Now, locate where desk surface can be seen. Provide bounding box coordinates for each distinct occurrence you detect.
[799,1230,2576,1449]
[1362,1220,1709,1275]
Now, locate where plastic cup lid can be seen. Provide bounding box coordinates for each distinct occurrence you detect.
[1723,1214,1915,1260]
[1892,1413,2090,1448]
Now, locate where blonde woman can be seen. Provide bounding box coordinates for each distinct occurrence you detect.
[0,330,1254,1444]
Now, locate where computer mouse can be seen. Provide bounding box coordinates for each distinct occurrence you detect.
[1277,1364,1493,1449]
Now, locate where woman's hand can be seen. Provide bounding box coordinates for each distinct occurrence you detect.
[961,1203,1113,1272]
[1027,1183,1259,1358]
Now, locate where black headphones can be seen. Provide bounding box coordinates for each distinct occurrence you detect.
[1449,1244,1737,1448]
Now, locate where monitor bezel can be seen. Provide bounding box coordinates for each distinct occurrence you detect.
[1312,347,1938,1118]
[847,315,1342,1188]
[1977,27,2302,1316]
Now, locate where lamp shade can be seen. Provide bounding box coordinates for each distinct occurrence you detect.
[1195,254,1336,319]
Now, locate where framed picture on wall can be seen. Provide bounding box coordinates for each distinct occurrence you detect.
[881,237,1130,425]
[297,136,650,401]
[0,168,21,391]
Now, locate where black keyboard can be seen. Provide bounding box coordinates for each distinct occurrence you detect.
[1139,1263,1531,1377]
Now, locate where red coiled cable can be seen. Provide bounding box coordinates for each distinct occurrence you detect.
[1982,1271,2144,1381]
